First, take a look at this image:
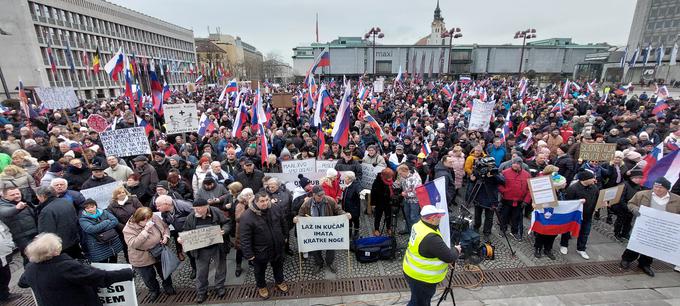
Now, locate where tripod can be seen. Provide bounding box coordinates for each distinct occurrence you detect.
[437,262,457,306]
[465,178,516,257]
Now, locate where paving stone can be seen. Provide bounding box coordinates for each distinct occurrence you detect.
[556,288,667,305]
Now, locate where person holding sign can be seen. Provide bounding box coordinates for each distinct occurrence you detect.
[294,186,351,274]
[179,199,230,303]
[19,233,134,306]
[620,177,680,277]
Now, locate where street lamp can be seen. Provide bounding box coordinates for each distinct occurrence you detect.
[364,27,384,75]
[514,28,537,75]
[441,27,463,75]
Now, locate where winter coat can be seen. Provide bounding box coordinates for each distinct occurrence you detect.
[80,174,116,190]
[486,145,506,167]
[601,163,628,189]
[18,254,133,306]
[298,195,346,217]
[126,183,152,206]
[235,169,265,193]
[234,200,248,249]
[498,168,532,206]
[40,171,61,187]
[267,186,293,224]
[106,196,143,232]
[321,176,342,202]
[37,196,80,249]
[64,166,91,191]
[122,214,169,267]
[564,182,600,220]
[0,172,36,191]
[554,154,577,184]
[160,199,194,232]
[363,154,387,168]
[136,163,159,199]
[610,181,642,215]
[627,190,680,215]
[341,181,362,218]
[196,183,229,209]
[220,158,242,178]
[207,169,234,185]
[192,167,210,197]
[57,189,86,211]
[370,172,395,208]
[104,164,134,182]
[0,198,38,249]
[169,180,193,201]
[150,159,171,181]
[239,203,287,262]
[451,155,466,189]
[335,159,363,181]
[79,209,124,262]
[434,161,456,206]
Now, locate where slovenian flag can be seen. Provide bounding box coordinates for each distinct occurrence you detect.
[441,84,453,99]
[331,86,352,147]
[104,48,125,81]
[231,92,248,138]
[357,85,369,101]
[197,112,215,137]
[361,108,386,143]
[500,112,512,144]
[149,60,163,114]
[551,99,564,113]
[415,181,441,208]
[312,84,331,127]
[642,146,680,189]
[530,200,583,236]
[311,47,330,73]
[136,116,153,135]
[394,65,403,86]
[421,141,432,157]
[195,75,204,84]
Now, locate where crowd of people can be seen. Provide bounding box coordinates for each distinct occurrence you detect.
[0,75,678,305]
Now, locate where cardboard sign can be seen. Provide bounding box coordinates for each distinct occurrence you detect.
[316,160,338,174]
[627,206,680,266]
[271,93,294,108]
[282,159,316,174]
[163,103,199,134]
[579,143,617,161]
[468,99,495,132]
[360,164,386,190]
[178,225,224,252]
[527,176,558,208]
[87,114,109,133]
[80,182,121,210]
[296,215,350,252]
[186,82,197,93]
[100,127,151,157]
[34,87,79,109]
[91,263,137,306]
[596,184,625,209]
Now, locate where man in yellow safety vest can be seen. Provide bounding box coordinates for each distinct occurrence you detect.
[402,205,460,306]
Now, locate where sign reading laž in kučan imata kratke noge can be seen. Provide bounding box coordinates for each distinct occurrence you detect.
[100,127,151,157]
[296,215,350,253]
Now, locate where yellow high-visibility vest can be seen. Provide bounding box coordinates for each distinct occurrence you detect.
[402,220,448,283]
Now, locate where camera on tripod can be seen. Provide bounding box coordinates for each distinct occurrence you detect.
[473,156,499,178]
[449,213,495,265]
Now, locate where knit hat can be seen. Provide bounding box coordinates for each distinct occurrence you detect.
[49,162,63,173]
[629,169,644,178]
[280,148,291,158]
[654,177,671,190]
[578,170,595,181]
[326,168,338,178]
[193,198,208,207]
[133,155,148,162]
[298,174,311,189]
[64,151,75,158]
[511,157,523,165]
[551,173,567,189]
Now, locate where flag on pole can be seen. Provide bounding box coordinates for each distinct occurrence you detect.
[656,44,665,66]
[642,44,652,66]
[104,48,125,81]
[82,51,90,78]
[65,42,76,72]
[46,41,57,76]
[415,181,440,208]
[394,65,403,86]
[331,86,352,147]
[231,93,248,138]
[628,46,639,67]
[642,148,680,189]
[360,107,386,143]
[311,46,330,73]
[670,43,679,66]
[642,143,664,185]
[93,46,102,73]
[18,79,33,120]
[149,60,163,114]
[620,47,628,68]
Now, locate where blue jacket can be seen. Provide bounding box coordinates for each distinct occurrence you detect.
[79,209,123,262]
[486,144,506,167]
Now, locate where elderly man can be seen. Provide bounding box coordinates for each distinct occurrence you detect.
[236,159,264,193]
[50,178,85,210]
[155,194,196,277]
[220,148,241,178]
[294,186,351,274]
[35,186,82,259]
[133,155,159,199]
[104,156,133,182]
[265,178,294,254]
[0,187,38,265]
[620,177,680,277]
[63,158,90,191]
[80,163,116,190]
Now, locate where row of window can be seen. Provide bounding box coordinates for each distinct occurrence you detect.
[649,3,680,18]
[29,1,193,53]
[645,18,680,30]
[643,32,680,46]
[45,66,192,88]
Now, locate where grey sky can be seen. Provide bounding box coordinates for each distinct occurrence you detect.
[109,0,637,64]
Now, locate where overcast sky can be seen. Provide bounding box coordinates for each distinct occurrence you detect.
[109,0,637,64]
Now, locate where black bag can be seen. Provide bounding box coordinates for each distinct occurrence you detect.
[96,228,119,243]
[353,236,396,263]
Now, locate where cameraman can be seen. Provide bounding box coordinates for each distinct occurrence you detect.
[403,205,460,306]
[469,157,505,241]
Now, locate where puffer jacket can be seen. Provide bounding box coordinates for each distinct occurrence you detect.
[0,198,38,249]
[79,209,124,262]
[122,214,169,267]
[498,168,532,206]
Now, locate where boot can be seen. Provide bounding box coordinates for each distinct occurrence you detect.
[534,248,543,258]
[235,264,243,277]
[605,214,613,225]
[594,210,601,220]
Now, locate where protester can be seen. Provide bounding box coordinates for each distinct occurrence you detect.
[341,171,362,240]
[104,155,133,182]
[371,168,396,236]
[35,186,82,259]
[0,187,37,265]
[498,157,531,240]
[531,174,569,260]
[79,199,124,263]
[155,194,196,276]
[80,163,116,190]
[235,158,264,193]
[0,219,18,303]
[133,155,159,200]
[559,170,600,260]
[394,163,422,235]
[106,186,142,262]
[233,187,254,277]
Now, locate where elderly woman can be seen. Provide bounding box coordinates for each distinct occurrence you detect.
[123,207,175,302]
[263,154,282,173]
[192,156,211,198]
[371,168,396,236]
[234,188,254,277]
[106,186,142,262]
[320,168,342,202]
[0,165,37,197]
[79,199,123,263]
[18,233,133,306]
[394,164,423,235]
[341,171,362,240]
[11,149,38,176]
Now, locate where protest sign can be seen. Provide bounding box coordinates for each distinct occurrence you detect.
[282,158,316,174]
[163,103,199,134]
[468,99,495,132]
[527,176,558,208]
[100,127,151,157]
[373,79,384,93]
[87,114,109,133]
[316,160,338,174]
[360,164,385,189]
[267,172,325,191]
[596,184,624,209]
[34,87,79,109]
[271,93,294,108]
[91,263,137,306]
[296,215,349,252]
[178,225,224,252]
[627,206,680,266]
[186,82,197,93]
[80,182,121,210]
[579,143,617,161]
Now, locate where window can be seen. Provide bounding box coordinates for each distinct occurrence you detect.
[33,3,41,17]
[375,60,392,74]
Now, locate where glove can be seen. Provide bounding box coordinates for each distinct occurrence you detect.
[631,207,640,217]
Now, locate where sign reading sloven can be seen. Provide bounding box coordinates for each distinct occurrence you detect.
[579,143,617,161]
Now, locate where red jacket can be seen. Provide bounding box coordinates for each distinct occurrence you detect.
[322,177,342,201]
[498,167,532,206]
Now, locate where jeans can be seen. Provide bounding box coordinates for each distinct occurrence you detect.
[560,218,592,251]
[622,249,653,267]
[499,201,522,235]
[403,201,420,233]
[405,273,437,306]
[252,256,285,288]
[135,262,173,293]
[311,250,335,267]
[195,245,227,295]
[474,206,494,235]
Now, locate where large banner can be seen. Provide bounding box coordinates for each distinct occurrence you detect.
[163,103,198,134]
[100,127,151,157]
[34,87,79,109]
[627,206,680,266]
[468,99,495,132]
[178,225,224,252]
[90,263,137,306]
[360,164,385,189]
[80,182,120,210]
[296,215,349,252]
[282,159,316,174]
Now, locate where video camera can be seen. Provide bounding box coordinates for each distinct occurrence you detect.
[473,156,499,178]
[449,212,495,265]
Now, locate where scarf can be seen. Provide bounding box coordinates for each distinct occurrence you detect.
[381,175,394,198]
[117,196,129,206]
[248,202,267,216]
[84,209,103,219]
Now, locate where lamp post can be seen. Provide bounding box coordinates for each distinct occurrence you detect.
[364,27,384,76]
[514,28,537,75]
[441,27,463,75]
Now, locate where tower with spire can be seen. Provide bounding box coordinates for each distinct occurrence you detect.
[427,0,449,45]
